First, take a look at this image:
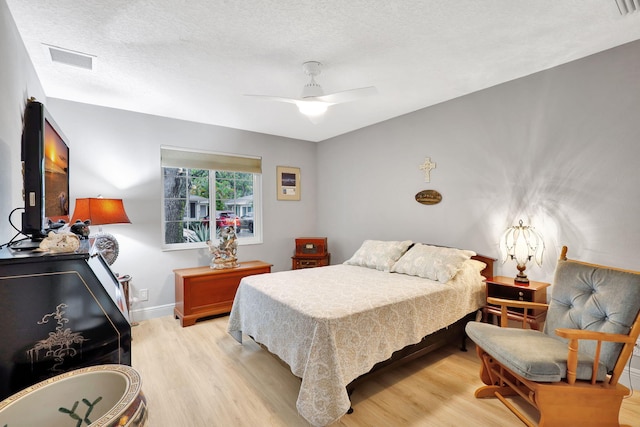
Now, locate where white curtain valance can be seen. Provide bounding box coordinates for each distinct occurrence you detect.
[161,146,261,174]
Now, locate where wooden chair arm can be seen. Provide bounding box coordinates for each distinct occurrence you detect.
[555,328,636,344]
[554,328,636,385]
[486,297,549,311]
[486,297,549,328]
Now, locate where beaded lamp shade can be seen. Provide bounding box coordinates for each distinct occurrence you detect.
[499,219,544,285]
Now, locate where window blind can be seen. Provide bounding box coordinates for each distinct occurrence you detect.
[161,146,261,174]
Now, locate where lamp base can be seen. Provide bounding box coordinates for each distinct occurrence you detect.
[514,274,530,286]
[91,232,120,265]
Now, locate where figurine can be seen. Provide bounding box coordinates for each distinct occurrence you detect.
[206,226,239,269]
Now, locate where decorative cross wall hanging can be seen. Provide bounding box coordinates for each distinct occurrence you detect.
[419,157,436,182]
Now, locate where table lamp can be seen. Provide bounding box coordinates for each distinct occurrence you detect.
[70,197,131,265]
[499,219,544,285]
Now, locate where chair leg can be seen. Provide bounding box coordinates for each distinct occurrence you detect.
[477,347,520,387]
[473,384,518,398]
[475,345,494,385]
[474,348,539,426]
[494,392,536,427]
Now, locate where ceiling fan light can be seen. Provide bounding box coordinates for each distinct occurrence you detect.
[297,101,329,117]
[301,78,324,98]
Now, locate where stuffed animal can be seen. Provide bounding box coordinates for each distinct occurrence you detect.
[70,220,91,238]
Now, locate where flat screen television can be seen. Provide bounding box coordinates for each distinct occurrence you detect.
[20,99,70,243]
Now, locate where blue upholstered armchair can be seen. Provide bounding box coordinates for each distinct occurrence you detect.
[465,246,640,426]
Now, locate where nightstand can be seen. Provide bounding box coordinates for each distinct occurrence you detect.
[291,254,331,269]
[292,237,330,270]
[484,276,550,330]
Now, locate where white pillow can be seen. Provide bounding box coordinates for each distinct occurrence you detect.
[344,240,413,272]
[456,259,488,282]
[390,244,476,282]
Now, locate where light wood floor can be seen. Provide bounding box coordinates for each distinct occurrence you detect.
[132,315,640,426]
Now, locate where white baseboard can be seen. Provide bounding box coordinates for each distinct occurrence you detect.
[129,303,175,323]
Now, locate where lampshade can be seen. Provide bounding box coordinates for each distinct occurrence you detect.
[499,219,545,284]
[70,198,131,226]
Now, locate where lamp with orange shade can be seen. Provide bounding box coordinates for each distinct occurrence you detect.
[70,197,131,265]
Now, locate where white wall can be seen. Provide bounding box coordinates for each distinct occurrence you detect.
[46,99,318,320]
[317,39,640,283]
[0,0,46,242]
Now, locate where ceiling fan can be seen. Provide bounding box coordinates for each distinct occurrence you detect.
[244,61,377,123]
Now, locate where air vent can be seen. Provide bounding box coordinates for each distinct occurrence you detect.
[615,0,640,15]
[43,44,95,70]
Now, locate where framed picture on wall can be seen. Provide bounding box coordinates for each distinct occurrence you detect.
[276,166,301,201]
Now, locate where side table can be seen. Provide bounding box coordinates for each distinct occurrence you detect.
[484,275,550,330]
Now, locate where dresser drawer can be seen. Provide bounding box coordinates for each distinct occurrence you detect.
[487,282,532,301]
[292,254,330,270]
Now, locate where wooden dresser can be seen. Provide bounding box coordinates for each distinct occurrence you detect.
[174,260,271,326]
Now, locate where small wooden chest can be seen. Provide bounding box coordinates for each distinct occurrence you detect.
[173,260,272,326]
[295,237,328,257]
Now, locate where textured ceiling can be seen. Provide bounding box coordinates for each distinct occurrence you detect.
[6,1,640,142]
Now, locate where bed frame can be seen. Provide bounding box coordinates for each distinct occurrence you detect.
[345,253,495,407]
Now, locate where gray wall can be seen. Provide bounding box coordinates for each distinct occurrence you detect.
[0,0,45,242]
[46,98,318,319]
[316,39,640,383]
[317,39,640,285]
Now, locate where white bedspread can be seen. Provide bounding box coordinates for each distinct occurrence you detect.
[227,264,485,426]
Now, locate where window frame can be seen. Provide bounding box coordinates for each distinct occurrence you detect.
[160,146,262,251]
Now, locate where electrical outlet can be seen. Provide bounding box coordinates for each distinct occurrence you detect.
[634,342,640,357]
[139,289,149,301]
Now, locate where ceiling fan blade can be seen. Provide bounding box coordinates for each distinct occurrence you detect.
[245,94,329,123]
[243,94,300,105]
[314,86,377,104]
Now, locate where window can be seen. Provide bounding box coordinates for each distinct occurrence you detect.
[161,146,262,249]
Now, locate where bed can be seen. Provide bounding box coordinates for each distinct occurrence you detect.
[228,241,495,426]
